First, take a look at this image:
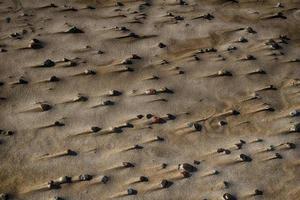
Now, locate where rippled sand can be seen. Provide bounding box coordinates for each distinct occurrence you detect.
[0,0,299,200]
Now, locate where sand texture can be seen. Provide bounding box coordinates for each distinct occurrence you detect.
[0,0,300,199]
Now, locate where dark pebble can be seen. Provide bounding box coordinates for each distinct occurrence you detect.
[254,189,263,196]
[123,162,135,168]
[91,126,101,132]
[240,154,252,162]
[43,59,55,67]
[79,174,93,181]
[66,26,84,33]
[158,42,166,48]
[223,193,236,200]
[160,179,173,188]
[127,188,137,195]
[49,76,60,82]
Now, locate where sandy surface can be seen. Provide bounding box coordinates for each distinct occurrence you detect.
[0,0,300,199]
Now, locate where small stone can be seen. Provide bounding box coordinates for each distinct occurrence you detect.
[0,130,12,136]
[18,78,28,84]
[145,89,157,95]
[271,43,281,50]
[227,46,237,51]
[151,116,164,124]
[160,59,169,64]
[289,110,300,117]
[137,114,144,119]
[265,39,282,50]
[43,59,55,68]
[274,153,282,159]
[274,12,286,19]
[57,176,72,184]
[194,55,200,60]
[158,42,166,48]
[99,175,109,184]
[133,144,143,149]
[289,58,300,62]
[285,142,296,149]
[179,0,188,5]
[235,143,243,149]
[10,32,21,38]
[254,189,263,195]
[279,35,290,40]
[160,87,173,93]
[131,54,141,59]
[49,76,59,82]
[40,104,52,111]
[84,69,96,75]
[109,127,120,133]
[193,123,202,131]
[54,121,64,126]
[218,120,227,126]
[253,68,266,74]
[86,5,96,9]
[174,15,184,20]
[166,114,176,120]
[117,26,129,32]
[122,58,132,65]
[127,188,137,195]
[240,154,252,162]
[217,148,225,153]
[128,32,139,38]
[116,2,124,6]
[267,145,275,151]
[217,70,232,76]
[181,170,191,178]
[20,12,29,17]
[276,2,283,8]
[66,26,84,33]
[146,114,153,119]
[161,163,167,169]
[0,193,8,200]
[223,193,237,200]
[102,100,114,106]
[244,55,256,60]
[194,160,200,165]
[160,179,172,188]
[202,13,214,20]
[139,176,148,182]
[91,126,101,132]
[167,12,173,16]
[76,95,88,102]
[246,26,256,33]
[52,197,64,200]
[223,181,230,188]
[123,162,135,168]
[5,17,11,23]
[30,39,43,49]
[290,123,300,132]
[79,174,93,181]
[238,36,248,43]
[178,163,197,173]
[224,149,231,154]
[47,180,60,189]
[205,47,217,52]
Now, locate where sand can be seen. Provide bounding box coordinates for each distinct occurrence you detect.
[0,0,300,199]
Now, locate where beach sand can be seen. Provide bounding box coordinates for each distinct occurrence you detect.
[0,0,299,199]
